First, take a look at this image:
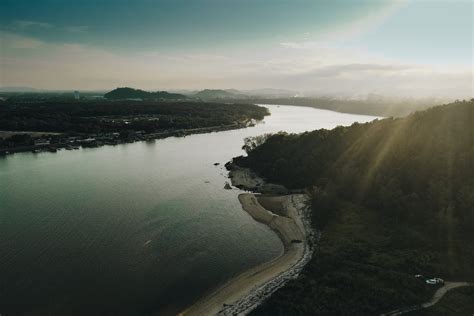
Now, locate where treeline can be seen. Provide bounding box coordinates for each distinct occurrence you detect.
[237,96,442,117]
[0,100,269,134]
[232,100,473,315]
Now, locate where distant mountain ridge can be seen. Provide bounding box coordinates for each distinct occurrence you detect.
[0,86,40,93]
[193,89,246,99]
[104,87,186,100]
[192,88,298,99]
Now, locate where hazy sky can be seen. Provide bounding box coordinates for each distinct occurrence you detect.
[0,0,472,98]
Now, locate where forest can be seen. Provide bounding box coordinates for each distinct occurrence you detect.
[0,99,269,134]
[231,100,473,315]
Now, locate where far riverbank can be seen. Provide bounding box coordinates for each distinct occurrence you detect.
[0,121,255,157]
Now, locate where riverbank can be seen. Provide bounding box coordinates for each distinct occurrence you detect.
[0,98,270,157]
[182,191,313,316]
[0,122,252,157]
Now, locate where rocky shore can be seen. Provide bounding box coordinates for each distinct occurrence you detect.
[225,164,296,195]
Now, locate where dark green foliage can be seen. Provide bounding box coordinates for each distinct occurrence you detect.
[0,99,269,134]
[237,100,473,315]
[0,134,34,148]
[238,101,473,228]
[253,202,438,315]
[242,133,274,154]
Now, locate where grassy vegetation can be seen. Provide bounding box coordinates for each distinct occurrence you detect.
[231,100,474,315]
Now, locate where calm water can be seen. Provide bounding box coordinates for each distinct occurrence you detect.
[0,105,376,315]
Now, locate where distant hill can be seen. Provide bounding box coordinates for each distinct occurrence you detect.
[193,89,247,100]
[233,100,474,315]
[192,88,299,99]
[0,86,40,93]
[104,87,186,100]
[242,96,444,117]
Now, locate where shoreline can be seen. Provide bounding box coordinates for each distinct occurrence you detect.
[0,122,253,157]
[181,192,313,316]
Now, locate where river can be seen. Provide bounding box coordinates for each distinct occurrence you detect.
[0,105,377,315]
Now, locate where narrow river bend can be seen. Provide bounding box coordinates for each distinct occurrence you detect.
[0,105,377,315]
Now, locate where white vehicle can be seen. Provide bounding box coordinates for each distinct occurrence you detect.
[425,278,444,285]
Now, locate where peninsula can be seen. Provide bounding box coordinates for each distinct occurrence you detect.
[228,100,474,315]
[183,190,312,316]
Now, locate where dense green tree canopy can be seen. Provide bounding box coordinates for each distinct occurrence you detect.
[234,100,473,315]
[0,99,269,134]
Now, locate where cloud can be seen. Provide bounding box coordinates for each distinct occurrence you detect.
[1,32,44,49]
[0,32,471,99]
[278,1,407,47]
[325,1,408,41]
[9,21,88,34]
[13,20,53,29]
[64,26,89,33]
[284,64,472,99]
[301,63,417,78]
[280,42,310,49]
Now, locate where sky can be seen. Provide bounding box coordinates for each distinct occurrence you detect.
[0,0,472,98]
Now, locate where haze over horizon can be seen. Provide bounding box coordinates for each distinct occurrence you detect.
[0,0,472,99]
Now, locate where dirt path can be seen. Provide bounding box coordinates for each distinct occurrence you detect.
[381,281,472,315]
[421,282,471,308]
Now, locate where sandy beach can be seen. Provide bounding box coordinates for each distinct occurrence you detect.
[181,193,310,316]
